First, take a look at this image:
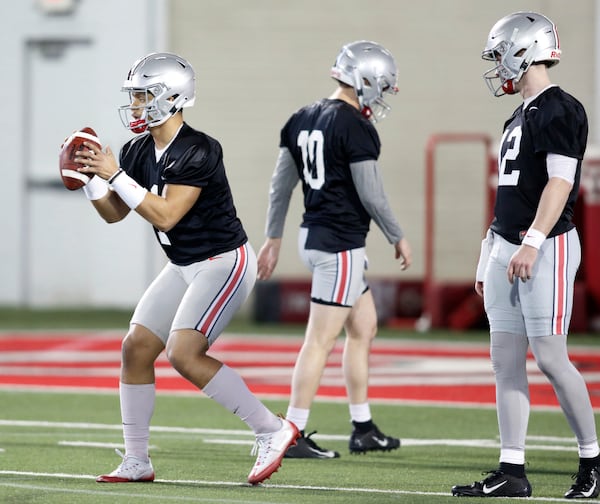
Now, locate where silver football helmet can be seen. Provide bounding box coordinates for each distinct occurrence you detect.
[330,40,398,123]
[119,52,196,133]
[482,11,561,97]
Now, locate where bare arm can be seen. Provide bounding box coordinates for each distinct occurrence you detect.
[136,184,201,231]
[76,141,200,230]
[507,176,573,283]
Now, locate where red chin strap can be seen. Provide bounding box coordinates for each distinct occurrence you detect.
[130,119,148,134]
[361,106,373,120]
[502,79,517,95]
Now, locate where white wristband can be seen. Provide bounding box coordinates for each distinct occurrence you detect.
[521,228,546,249]
[110,171,148,209]
[82,175,109,201]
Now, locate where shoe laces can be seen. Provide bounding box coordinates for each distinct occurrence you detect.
[480,469,505,482]
[114,448,129,468]
[370,426,387,440]
[113,448,148,471]
[250,432,271,462]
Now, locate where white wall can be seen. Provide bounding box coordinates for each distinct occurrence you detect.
[0,0,167,307]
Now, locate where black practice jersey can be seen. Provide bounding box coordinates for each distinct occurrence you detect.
[280,99,380,252]
[119,123,247,265]
[492,86,586,244]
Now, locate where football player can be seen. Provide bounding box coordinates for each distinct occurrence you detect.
[257,40,412,458]
[452,12,600,499]
[74,52,299,485]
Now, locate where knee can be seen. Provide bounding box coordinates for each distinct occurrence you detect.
[534,353,565,379]
[165,341,185,372]
[165,334,207,376]
[365,321,377,342]
[121,328,163,368]
[303,336,336,357]
[530,341,569,379]
[345,316,377,344]
[490,347,513,378]
[490,342,525,379]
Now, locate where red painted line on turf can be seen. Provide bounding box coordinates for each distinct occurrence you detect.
[2,332,600,408]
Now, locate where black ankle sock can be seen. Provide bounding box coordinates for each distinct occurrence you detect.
[352,420,374,433]
[580,455,600,469]
[499,462,526,478]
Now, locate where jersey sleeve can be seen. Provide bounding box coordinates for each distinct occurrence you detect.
[118,144,127,169]
[350,160,404,243]
[342,110,381,162]
[265,147,300,238]
[528,96,588,159]
[279,113,296,149]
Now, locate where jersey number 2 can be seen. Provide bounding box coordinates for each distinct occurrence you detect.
[298,130,325,189]
[498,126,522,186]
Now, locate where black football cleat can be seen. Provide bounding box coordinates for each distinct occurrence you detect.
[451,470,532,497]
[349,424,400,454]
[284,431,340,459]
[564,465,600,499]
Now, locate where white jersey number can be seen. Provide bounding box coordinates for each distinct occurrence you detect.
[498,126,522,186]
[298,130,325,190]
[150,184,171,245]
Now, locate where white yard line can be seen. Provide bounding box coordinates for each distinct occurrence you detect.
[0,418,578,452]
[0,471,577,503]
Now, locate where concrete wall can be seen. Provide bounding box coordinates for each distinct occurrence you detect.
[0,0,596,309]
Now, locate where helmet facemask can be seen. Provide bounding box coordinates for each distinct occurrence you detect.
[119,52,196,134]
[364,83,398,123]
[353,69,398,122]
[481,12,561,97]
[119,84,181,133]
[482,37,536,96]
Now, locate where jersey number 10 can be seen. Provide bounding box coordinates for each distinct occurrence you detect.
[298,130,325,190]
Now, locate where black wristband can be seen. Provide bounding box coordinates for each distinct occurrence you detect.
[107,169,124,184]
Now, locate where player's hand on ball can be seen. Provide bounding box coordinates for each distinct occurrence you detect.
[75,144,120,182]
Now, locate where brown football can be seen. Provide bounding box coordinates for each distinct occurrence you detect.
[59,127,101,190]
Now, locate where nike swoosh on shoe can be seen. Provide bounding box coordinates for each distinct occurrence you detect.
[372,436,389,447]
[483,480,508,494]
[582,479,597,498]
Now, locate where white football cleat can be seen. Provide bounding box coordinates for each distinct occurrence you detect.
[248,417,300,485]
[96,449,155,483]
